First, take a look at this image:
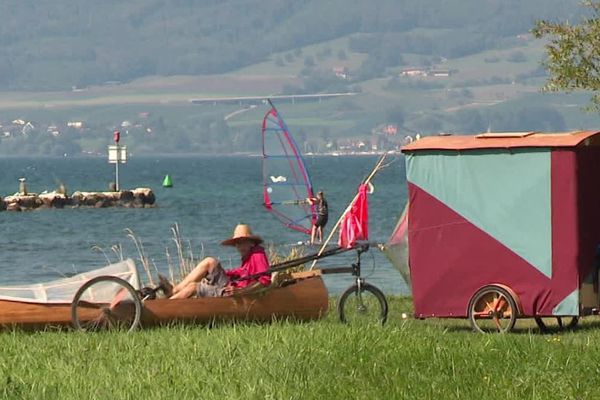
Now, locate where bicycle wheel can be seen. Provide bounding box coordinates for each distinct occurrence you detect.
[468,285,518,333]
[71,276,142,332]
[338,283,388,326]
[534,316,579,333]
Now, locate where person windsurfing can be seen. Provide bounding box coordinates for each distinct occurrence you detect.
[262,100,316,237]
[307,191,328,244]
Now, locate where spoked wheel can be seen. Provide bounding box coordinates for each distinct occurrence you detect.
[338,283,388,326]
[534,316,579,333]
[71,276,142,332]
[468,285,518,333]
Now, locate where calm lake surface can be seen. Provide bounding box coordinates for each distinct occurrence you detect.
[0,155,409,295]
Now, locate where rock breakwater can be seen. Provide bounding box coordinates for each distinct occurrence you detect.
[0,188,155,212]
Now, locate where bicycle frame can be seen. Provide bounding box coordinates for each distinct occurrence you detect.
[320,242,369,280]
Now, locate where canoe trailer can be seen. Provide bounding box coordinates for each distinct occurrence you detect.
[0,243,388,331]
[391,130,600,333]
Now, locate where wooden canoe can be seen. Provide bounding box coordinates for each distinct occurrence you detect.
[142,275,328,325]
[0,276,329,329]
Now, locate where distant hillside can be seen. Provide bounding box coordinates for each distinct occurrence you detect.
[0,0,598,157]
[0,0,584,91]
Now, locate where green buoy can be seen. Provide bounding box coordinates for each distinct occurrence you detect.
[162,174,173,188]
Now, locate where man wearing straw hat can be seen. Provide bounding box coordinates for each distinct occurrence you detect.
[160,224,271,299]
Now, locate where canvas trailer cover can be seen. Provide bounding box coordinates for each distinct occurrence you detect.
[401,130,600,319]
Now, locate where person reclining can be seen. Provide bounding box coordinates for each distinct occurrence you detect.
[160,224,271,299]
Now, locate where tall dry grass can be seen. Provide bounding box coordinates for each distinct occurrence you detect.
[266,245,306,273]
[92,224,203,287]
[166,223,203,284]
[95,226,309,288]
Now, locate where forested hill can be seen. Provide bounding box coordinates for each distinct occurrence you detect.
[0,0,583,91]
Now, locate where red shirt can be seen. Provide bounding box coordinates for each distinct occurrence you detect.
[225,245,271,288]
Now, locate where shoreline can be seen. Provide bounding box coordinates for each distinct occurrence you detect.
[0,151,402,159]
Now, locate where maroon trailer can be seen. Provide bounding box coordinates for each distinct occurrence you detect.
[385,130,600,332]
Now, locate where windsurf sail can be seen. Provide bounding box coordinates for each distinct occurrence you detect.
[381,202,411,286]
[262,101,315,234]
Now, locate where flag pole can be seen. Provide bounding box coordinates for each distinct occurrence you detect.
[309,153,388,270]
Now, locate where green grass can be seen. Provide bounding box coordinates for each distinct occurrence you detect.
[443,39,546,82]
[1,297,600,399]
[0,73,287,112]
[232,35,367,77]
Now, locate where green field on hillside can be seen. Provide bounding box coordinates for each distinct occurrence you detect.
[2,19,600,156]
[233,36,368,77]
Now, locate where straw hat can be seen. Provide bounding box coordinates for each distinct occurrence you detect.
[221,224,263,246]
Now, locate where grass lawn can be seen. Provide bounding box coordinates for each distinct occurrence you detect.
[232,35,367,77]
[1,297,599,399]
[442,39,545,82]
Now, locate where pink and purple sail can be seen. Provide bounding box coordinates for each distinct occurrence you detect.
[262,102,315,235]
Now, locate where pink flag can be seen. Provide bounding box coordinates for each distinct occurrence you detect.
[338,184,369,248]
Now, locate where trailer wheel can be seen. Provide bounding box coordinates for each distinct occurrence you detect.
[534,316,579,333]
[338,283,388,326]
[72,276,142,332]
[468,285,518,333]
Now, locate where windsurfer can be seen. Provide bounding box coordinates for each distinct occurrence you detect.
[262,102,316,237]
[307,191,328,244]
[159,224,271,299]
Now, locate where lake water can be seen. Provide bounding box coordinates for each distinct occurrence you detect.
[0,155,409,295]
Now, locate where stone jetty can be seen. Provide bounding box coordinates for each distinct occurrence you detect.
[0,188,155,212]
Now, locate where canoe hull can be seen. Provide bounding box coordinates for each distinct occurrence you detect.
[0,276,329,329]
[142,275,329,325]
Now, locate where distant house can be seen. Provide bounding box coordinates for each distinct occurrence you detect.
[7,119,36,135]
[21,122,35,135]
[428,69,451,77]
[332,66,349,79]
[67,121,84,129]
[337,138,368,152]
[47,125,60,137]
[372,124,398,136]
[400,68,428,77]
[382,124,398,136]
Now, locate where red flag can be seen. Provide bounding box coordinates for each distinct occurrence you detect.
[338,184,369,248]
